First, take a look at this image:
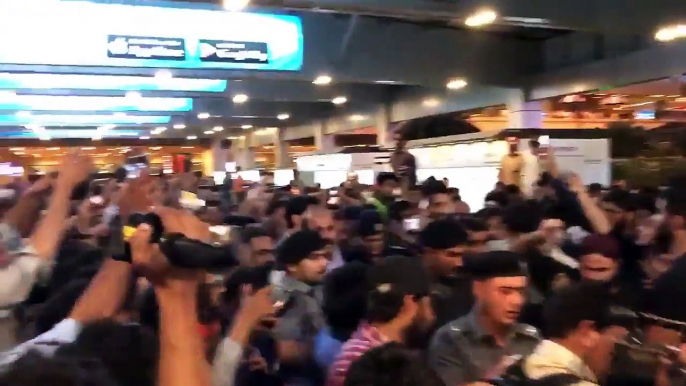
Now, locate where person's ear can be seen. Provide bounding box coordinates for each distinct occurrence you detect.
[472,280,484,299]
[399,295,419,321]
[578,320,600,348]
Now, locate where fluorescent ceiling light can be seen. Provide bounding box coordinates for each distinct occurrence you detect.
[126,91,142,99]
[213,126,224,132]
[313,75,332,85]
[140,136,150,140]
[241,124,253,129]
[223,0,250,11]
[15,111,30,118]
[422,98,441,107]
[332,96,347,105]
[204,130,214,134]
[349,115,365,121]
[0,114,171,126]
[446,78,468,90]
[655,24,686,41]
[465,9,497,27]
[0,95,193,112]
[173,124,186,129]
[233,94,249,103]
[187,135,197,140]
[0,73,227,92]
[277,113,290,120]
[198,112,210,119]
[155,70,173,79]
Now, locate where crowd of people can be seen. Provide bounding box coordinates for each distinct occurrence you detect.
[1,141,686,386]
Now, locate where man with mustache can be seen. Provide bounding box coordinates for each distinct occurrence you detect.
[429,251,540,386]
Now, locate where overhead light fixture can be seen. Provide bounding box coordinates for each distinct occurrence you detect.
[15,111,30,118]
[0,91,16,98]
[332,96,348,105]
[277,113,290,120]
[140,136,150,140]
[649,94,665,97]
[655,24,686,42]
[113,112,127,118]
[9,147,24,151]
[81,147,95,150]
[223,0,250,11]
[155,70,173,79]
[47,147,60,151]
[313,75,332,85]
[213,126,224,132]
[349,114,365,121]
[198,112,210,119]
[465,9,498,27]
[422,98,441,107]
[233,94,249,103]
[126,91,142,99]
[187,135,197,140]
[374,80,397,84]
[39,136,51,141]
[173,124,186,129]
[241,124,253,129]
[446,78,468,90]
[204,130,214,134]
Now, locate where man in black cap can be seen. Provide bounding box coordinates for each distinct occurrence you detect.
[420,217,474,327]
[327,256,435,386]
[272,229,330,385]
[429,251,541,386]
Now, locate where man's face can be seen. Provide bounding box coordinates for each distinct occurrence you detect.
[395,140,407,152]
[580,253,618,282]
[379,180,398,198]
[308,212,336,244]
[466,230,490,254]
[601,201,625,228]
[424,244,467,279]
[476,276,527,326]
[362,233,385,258]
[291,250,329,284]
[403,296,436,350]
[248,236,275,266]
[486,216,506,239]
[428,193,454,219]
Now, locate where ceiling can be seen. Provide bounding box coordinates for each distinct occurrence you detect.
[0,0,682,145]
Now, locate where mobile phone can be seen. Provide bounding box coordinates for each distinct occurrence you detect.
[403,216,421,232]
[89,195,104,206]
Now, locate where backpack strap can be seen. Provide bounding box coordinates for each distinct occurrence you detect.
[486,359,583,386]
[530,373,583,386]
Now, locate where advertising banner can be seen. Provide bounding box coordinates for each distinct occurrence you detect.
[0,1,303,71]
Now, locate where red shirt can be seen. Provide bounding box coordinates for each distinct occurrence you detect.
[326,323,389,386]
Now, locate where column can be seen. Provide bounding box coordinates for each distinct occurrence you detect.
[210,138,230,172]
[375,104,392,147]
[508,91,543,129]
[314,121,336,153]
[275,128,292,168]
[236,134,255,170]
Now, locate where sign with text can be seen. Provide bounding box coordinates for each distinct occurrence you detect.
[199,40,268,64]
[107,35,186,61]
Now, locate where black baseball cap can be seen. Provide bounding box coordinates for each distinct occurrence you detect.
[367,256,431,297]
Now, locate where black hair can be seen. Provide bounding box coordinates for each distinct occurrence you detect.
[344,343,445,386]
[447,187,461,202]
[266,199,287,216]
[240,225,270,244]
[602,189,634,211]
[376,172,398,186]
[459,217,488,233]
[484,191,508,207]
[419,217,469,250]
[502,201,542,234]
[365,289,406,324]
[476,207,503,221]
[504,184,521,196]
[57,320,159,386]
[588,183,603,194]
[421,178,448,198]
[285,196,312,229]
[35,279,91,335]
[323,263,370,340]
[388,200,412,222]
[0,351,118,386]
[543,281,611,339]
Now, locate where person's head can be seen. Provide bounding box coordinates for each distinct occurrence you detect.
[395,138,407,152]
[543,282,614,381]
[477,207,505,239]
[376,172,399,198]
[422,179,453,220]
[588,183,603,199]
[468,251,528,327]
[266,199,287,221]
[238,226,274,266]
[58,320,160,386]
[358,210,386,259]
[304,205,336,244]
[323,262,370,339]
[285,196,316,230]
[601,189,633,229]
[236,166,242,172]
[344,343,445,386]
[458,217,490,254]
[419,218,469,279]
[508,139,519,154]
[643,256,686,348]
[366,256,435,348]
[277,230,329,284]
[528,139,540,155]
[502,201,542,236]
[664,179,686,234]
[0,351,118,386]
[579,234,621,283]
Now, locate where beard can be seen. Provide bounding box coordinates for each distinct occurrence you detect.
[403,313,435,350]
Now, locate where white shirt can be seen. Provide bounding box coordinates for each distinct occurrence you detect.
[523,340,598,385]
[521,150,540,197]
[0,319,82,371]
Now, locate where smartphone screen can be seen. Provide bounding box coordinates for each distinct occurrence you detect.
[89,195,104,206]
[403,216,421,232]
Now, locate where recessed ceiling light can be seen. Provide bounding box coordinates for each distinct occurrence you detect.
[649,94,665,97]
[140,136,150,140]
[242,124,253,129]
[47,147,60,151]
[187,135,197,140]
[14,152,25,155]
[313,75,332,85]
[277,113,290,120]
[332,96,348,105]
[204,130,214,134]
[126,91,142,99]
[233,94,249,103]
[154,70,173,79]
[213,126,224,132]
[151,146,162,150]
[423,98,441,107]
[173,124,186,129]
[465,9,498,27]
[374,80,397,84]
[223,0,250,11]
[198,112,210,119]
[9,147,24,151]
[92,136,101,141]
[350,114,365,121]
[39,136,51,141]
[446,78,468,90]
[81,147,95,150]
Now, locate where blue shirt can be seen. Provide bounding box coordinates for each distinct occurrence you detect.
[314,327,344,371]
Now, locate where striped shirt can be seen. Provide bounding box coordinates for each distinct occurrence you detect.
[326,323,389,386]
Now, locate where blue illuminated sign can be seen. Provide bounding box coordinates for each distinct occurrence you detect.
[0,114,170,126]
[0,129,143,139]
[0,1,303,71]
[0,95,192,112]
[0,73,227,92]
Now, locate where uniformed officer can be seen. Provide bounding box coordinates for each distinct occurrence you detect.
[429,251,541,386]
